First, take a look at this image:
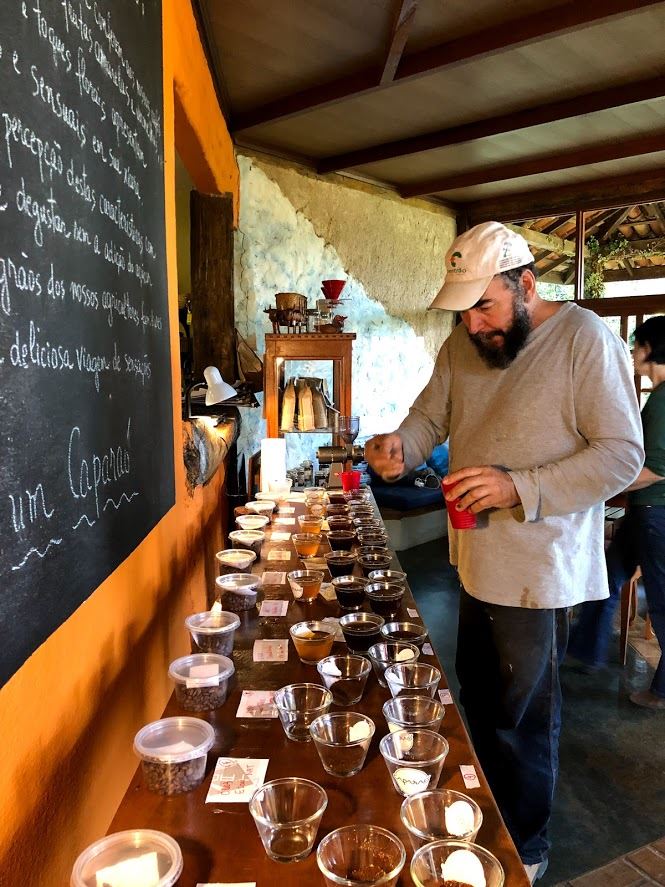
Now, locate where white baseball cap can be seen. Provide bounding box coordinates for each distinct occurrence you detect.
[429,221,534,311]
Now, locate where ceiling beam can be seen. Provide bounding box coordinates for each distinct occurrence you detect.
[649,202,665,229]
[381,0,419,85]
[400,132,665,198]
[596,207,634,241]
[504,223,582,258]
[466,169,665,225]
[603,267,665,283]
[317,75,665,174]
[231,0,662,132]
[577,293,665,313]
[537,255,571,276]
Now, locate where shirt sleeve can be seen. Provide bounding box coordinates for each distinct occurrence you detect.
[396,338,452,474]
[643,392,665,477]
[508,319,644,522]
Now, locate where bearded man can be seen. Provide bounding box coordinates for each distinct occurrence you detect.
[366,221,643,883]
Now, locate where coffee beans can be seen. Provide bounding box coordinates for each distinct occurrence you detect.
[141,756,207,795]
[174,682,228,711]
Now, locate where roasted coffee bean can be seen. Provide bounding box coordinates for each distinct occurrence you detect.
[141,756,207,795]
[220,590,257,612]
[174,682,228,712]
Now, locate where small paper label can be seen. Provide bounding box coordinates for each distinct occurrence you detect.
[445,800,477,837]
[407,608,419,618]
[279,506,296,514]
[438,688,454,705]
[321,616,344,641]
[259,599,288,616]
[274,517,296,525]
[393,766,431,795]
[396,648,416,662]
[261,572,287,586]
[422,643,434,656]
[388,722,402,733]
[236,690,277,719]
[270,531,291,541]
[398,732,414,753]
[348,721,371,742]
[206,757,269,803]
[159,741,195,754]
[320,582,336,601]
[460,764,481,789]
[305,558,327,569]
[267,549,290,561]
[186,663,220,688]
[95,852,159,887]
[320,660,342,677]
[293,625,316,638]
[253,639,288,662]
[287,493,306,502]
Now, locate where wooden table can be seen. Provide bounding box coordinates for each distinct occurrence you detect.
[110,496,529,886]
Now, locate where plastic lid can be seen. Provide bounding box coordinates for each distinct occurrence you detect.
[133,716,215,763]
[215,573,261,594]
[168,653,234,686]
[185,610,241,635]
[70,829,183,887]
[246,499,276,512]
[228,529,265,542]
[235,514,269,529]
[215,549,257,570]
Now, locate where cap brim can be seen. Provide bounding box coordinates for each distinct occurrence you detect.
[428,274,494,312]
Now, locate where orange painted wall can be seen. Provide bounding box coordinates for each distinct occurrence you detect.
[0,3,239,884]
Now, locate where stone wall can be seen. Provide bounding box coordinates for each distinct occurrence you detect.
[234,153,457,468]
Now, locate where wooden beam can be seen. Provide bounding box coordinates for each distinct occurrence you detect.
[595,207,633,241]
[504,223,582,257]
[574,210,586,299]
[604,265,665,282]
[381,0,418,85]
[317,74,665,174]
[648,202,665,229]
[400,131,665,198]
[231,0,662,132]
[575,294,665,315]
[537,255,571,276]
[466,169,665,225]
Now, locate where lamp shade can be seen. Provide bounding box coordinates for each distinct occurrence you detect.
[260,438,287,492]
[204,366,236,405]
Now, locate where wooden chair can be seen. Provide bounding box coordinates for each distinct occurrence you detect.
[620,566,655,666]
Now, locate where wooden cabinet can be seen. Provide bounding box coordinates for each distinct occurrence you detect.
[263,333,355,439]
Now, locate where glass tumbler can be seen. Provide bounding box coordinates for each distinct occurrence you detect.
[249,777,328,862]
[317,825,406,887]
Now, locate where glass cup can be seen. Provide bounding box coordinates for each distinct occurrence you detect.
[383,695,445,733]
[328,529,356,551]
[274,683,333,742]
[249,777,328,862]
[357,530,389,549]
[288,569,324,603]
[298,514,324,535]
[342,488,371,503]
[379,729,449,797]
[331,576,367,611]
[326,503,350,517]
[327,516,354,533]
[358,553,392,576]
[317,825,406,887]
[309,712,375,777]
[327,490,347,505]
[410,840,504,887]
[353,517,382,529]
[367,569,407,586]
[317,654,372,704]
[324,549,357,578]
[400,790,483,850]
[292,533,321,560]
[307,500,326,518]
[290,621,337,664]
[348,503,374,516]
[365,582,404,620]
[368,642,420,688]
[384,663,441,699]
[381,621,428,648]
[339,612,385,654]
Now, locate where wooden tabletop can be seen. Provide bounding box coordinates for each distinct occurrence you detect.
[109,495,529,886]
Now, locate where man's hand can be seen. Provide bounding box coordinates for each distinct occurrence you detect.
[444,465,520,513]
[365,433,405,482]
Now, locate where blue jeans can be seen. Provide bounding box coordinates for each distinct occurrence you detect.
[456,590,569,864]
[569,505,665,697]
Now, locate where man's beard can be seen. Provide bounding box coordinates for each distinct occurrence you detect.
[469,296,532,369]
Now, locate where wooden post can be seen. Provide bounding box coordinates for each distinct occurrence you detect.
[574,209,585,300]
[190,191,235,382]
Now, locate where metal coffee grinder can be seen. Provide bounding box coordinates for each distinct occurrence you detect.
[316,416,361,488]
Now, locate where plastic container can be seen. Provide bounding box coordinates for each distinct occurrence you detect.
[169,653,235,711]
[215,548,257,576]
[442,478,477,530]
[71,829,183,887]
[245,499,276,516]
[185,609,240,655]
[235,513,270,531]
[411,840,504,887]
[215,572,261,612]
[228,528,265,557]
[133,717,215,795]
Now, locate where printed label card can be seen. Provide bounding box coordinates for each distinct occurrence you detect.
[270,531,291,541]
[407,608,420,619]
[319,582,336,602]
[278,506,296,514]
[206,757,269,803]
[261,572,287,586]
[422,643,434,656]
[259,599,288,617]
[236,690,277,719]
[274,516,296,526]
[253,639,289,662]
[438,688,454,705]
[267,549,290,561]
[460,764,481,789]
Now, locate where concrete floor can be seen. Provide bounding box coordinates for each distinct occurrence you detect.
[398,538,665,887]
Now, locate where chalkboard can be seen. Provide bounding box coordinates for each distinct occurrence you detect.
[0,0,174,685]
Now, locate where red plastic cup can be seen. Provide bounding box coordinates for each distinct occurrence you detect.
[340,470,361,492]
[442,478,477,529]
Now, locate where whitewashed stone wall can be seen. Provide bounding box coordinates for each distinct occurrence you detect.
[234,154,456,470]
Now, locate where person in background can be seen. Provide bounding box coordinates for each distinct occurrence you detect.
[366,221,643,884]
[569,315,665,709]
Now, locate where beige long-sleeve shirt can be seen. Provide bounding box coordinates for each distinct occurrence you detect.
[397,303,644,608]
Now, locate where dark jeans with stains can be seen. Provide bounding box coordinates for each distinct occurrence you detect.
[456,589,569,865]
[568,505,665,696]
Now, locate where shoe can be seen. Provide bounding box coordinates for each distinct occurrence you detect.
[524,859,548,883]
[629,689,665,710]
